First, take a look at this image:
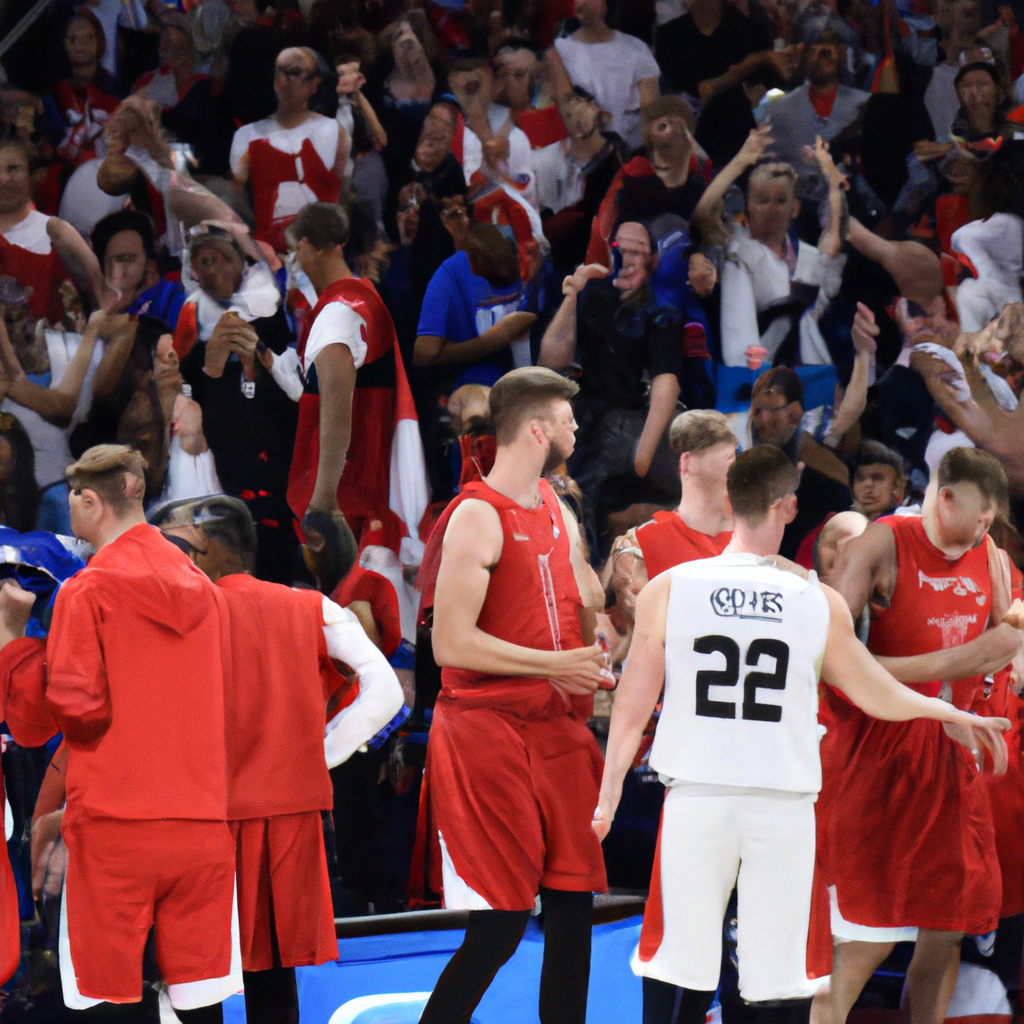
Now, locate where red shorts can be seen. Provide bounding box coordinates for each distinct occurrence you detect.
[231,812,338,972]
[61,817,237,1006]
[828,714,1001,934]
[426,690,607,911]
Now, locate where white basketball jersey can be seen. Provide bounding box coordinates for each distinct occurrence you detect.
[650,552,830,794]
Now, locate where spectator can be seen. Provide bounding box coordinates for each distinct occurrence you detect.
[551,0,660,153]
[923,0,985,142]
[696,134,846,367]
[852,439,908,519]
[0,411,40,531]
[413,223,535,496]
[37,10,121,215]
[366,16,448,193]
[757,30,870,183]
[533,87,626,274]
[587,96,705,267]
[230,47,346,253]
[91,210,186,325]
[540,226,716,549]
[748,366,852,558]
[177,226,299,583]
[0,140,105,324]
[492,41,563,150]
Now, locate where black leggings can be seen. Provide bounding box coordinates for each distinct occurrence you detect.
[419,888,593,1024]
[242,967,299,1024]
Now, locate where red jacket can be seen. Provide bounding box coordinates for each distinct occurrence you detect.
[46,524,228,824]
[215,574,349,819]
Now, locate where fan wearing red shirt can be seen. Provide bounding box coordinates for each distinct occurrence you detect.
[825,447,1024,1024]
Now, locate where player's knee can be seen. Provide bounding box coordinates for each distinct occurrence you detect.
[464,909,531,963]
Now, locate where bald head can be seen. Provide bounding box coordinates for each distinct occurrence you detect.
[814,510,869,581]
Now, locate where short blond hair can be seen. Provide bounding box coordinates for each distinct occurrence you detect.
[747,161,798,194]
[669,409,736,455]
[66,445,147,509]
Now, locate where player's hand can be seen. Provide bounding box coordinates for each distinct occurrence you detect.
[563,264,609,299]
[943,714,1011,775]
[549,643,615,697]
[592,785,621,841]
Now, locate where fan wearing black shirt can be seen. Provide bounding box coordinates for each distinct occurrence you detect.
[539,222,715,551]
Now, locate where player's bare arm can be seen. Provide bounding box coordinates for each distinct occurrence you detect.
[829,519,896,618]
[433,499,610,687]
[592,573,671,840]
[820,584,1011,773]
[308,343,356,513]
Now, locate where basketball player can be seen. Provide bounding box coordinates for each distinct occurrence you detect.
[21,446,236,1016]
[420,366,613,1024]
[822,447,1024,1024]
[594,445,1010,1024]
[153,495,404,1024]
[632,409,736,579]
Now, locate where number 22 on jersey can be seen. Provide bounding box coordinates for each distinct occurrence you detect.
[693,636,790,722]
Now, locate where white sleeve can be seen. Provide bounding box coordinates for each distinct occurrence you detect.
[719,253,762,366]
[322,597,405,768]
[268,346,304,402]
[303,302,368,376]
[229,126,252,178]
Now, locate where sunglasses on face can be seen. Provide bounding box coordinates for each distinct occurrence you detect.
[275,65,314,80]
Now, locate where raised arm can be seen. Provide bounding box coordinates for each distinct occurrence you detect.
[823,302,876,446]
[692,126,773,234]
[592,572,670,839]
[808,136,846,260]
[432,498,611,688]
[91,316,139,403]
[0,312,102,428]
[46,219,107,308]
[820,584,1011,771]
[537,264,608,370]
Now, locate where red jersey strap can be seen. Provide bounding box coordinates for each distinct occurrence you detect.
[416,478,562,612]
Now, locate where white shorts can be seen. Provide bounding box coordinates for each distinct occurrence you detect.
[633,784,818,1003]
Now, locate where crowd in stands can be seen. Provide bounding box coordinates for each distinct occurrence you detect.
[3,0,1024,1013]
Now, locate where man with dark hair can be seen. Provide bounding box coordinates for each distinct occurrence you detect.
[285,202,426,593]
[749,366,851,559]
[0,444,237,1017]
[419,365,613,1024]
[595,444,1011,1024]
[90,209,185,323]
[151,494,403,1024]
[852,440,907,520]
[824,446,1024,1024]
